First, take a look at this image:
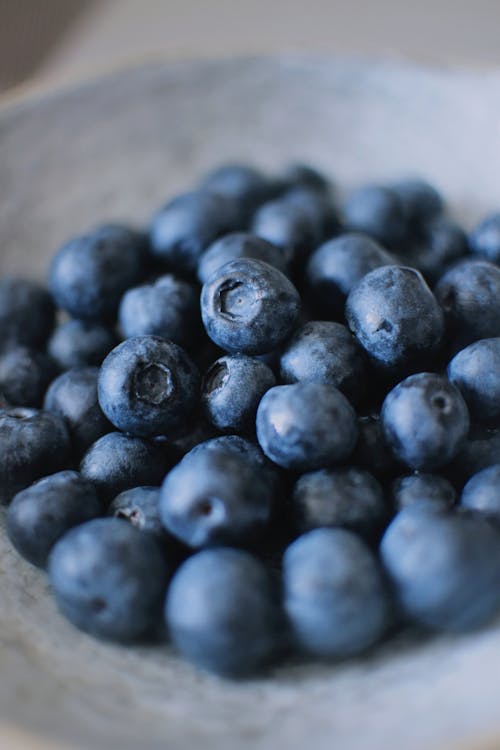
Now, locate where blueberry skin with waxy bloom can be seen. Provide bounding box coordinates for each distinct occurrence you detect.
[201,258,301,355]
[283,528,391,657]
[404,218,468,283]
[0,277,55,350]
[48,319,117,370]
[343,185,406,248]
[469,212,500,264]
[49,518,170,643]
[256,383,358,472]
[392,472,456,511]
[109,486,164,538]
[447,338,500,424]
[198,233,288,284]
[345,265,445,372]
[98,336,200,438]
[252,197,320,267]
[166,547,283,676]
[460,464,500,524]
[200,163,274,221]
[7,471,102,568]
[381,372,469,471]
[391,178,444,229]
[0,346,57,408]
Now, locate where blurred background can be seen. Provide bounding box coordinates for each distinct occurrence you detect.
[2,0,500,97]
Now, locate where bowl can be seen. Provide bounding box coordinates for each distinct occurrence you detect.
[1,56,500,750]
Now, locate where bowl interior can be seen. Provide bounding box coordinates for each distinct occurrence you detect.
[1,57,500,750]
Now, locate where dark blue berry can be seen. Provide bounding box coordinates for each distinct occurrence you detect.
[48,319,117,370]
[448,338,500,423]
[460,464,500,524]
[469,212,500,264]
[0,277,55,350]
[202,354,275,433]
[6,471,102,567]
[381,503,500,630]
[166,547,282,676]
[283,186,339,244]
[446,425,500,487]
[392,473,456,511]
[352,413,401,480]
[109,487,165,540]
[381,373,469,470]
[44,367,111,455]
[279,321,368,405]
[391,178,444,229]
[98,336,200,438]
[49,225,147,322]
[279,163,331,195]
[0,346,57,407]
[256,383,358,471]
[80,432,169,502]
[283,528,391,657]
[405,219,468,283]
[252,197,319,267]
[198,233,288,285]
[346,265,444,372]
[49,518,169,642]
[201,258,301,355]
[200,163,273,221]
[0,408,70,505]
[306,233,394,318]
[343,185,406,248]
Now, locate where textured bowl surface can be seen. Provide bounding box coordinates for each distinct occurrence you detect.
[1,57,500,750]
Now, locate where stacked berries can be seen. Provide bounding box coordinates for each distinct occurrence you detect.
[1,164,500,678]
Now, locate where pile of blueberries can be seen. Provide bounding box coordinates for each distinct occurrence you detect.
[1,163,500,678]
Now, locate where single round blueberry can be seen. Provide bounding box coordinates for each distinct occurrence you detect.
[469,212,500,264]
[80,432,170,502]
[202,354,276,433]
[98,336,200,438]
[446,425,500,487]
[201,258,301,355]
[448,338,500,423]
[343,185,406,248]
[352,413,402,480]
[345,265,445,372]
[282,186,339,244]
[109,486,165,539]
[391,178,444,228]
[200,163,273,220]
[6,471,102,567]
[166,547,282,676]
[159,443,276,547]
[0,277,55,350]
[49,518,170,642]
[256,383,358,471]
[44,367,111,455]
[460,465,500,524]
[306,233,395,318]
[404,219,468,283]
[392,473,456,511]
[292,467,387,539]
[119,274,200,349]
[48,319,117,370]
[0,347,57,407]
[0,408,70,505]
[279,321,368,405]
[49,224,147,321]
[381,373,469,470]
[252,197,319,267]
[435,260,500,349]
[149,190,239,274]
[381,504,500,630]
[279,163,331,195]
[283,528,391,657]
[198,233,288,285]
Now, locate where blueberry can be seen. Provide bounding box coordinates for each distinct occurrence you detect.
[201,258,301,355]
[109,487,166,540]
[279,321,368,405]
[391,178,444,229]
[202,354,276,433]
[460,465,500,524]
[0,277,55,350]
[0,347,57,407]
[159,441,277,547]
[381,373,469,470]
[200,163,273,220]
[283,528,391,657]
[343,185,406,248]
[48,319,118,370]
[392,473,456,511]
[282,186,339,244]
[469,212,500,264]
[380,503,500,630]
[165,547,282,676]
[306,233,394,318]
[44,367,111,455]
[0,408,70,505]
[279,163,331,195]
[119,274,200,349]
[292,467,387,539]
[198,233,288,285]
[345,265,444,372]
[80,432,169,502]
[98,336,200,438]
[448,338,500,424]
[6,471,102,567]
[352,413,401,480]
[405,219,468,283]
[150,190,239,274]
[49,518,170,642]
[49,225,147,321]
[256,383,358,471]
[446,424,500,487]
[435,260,500,349]
[252,197,319,267]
